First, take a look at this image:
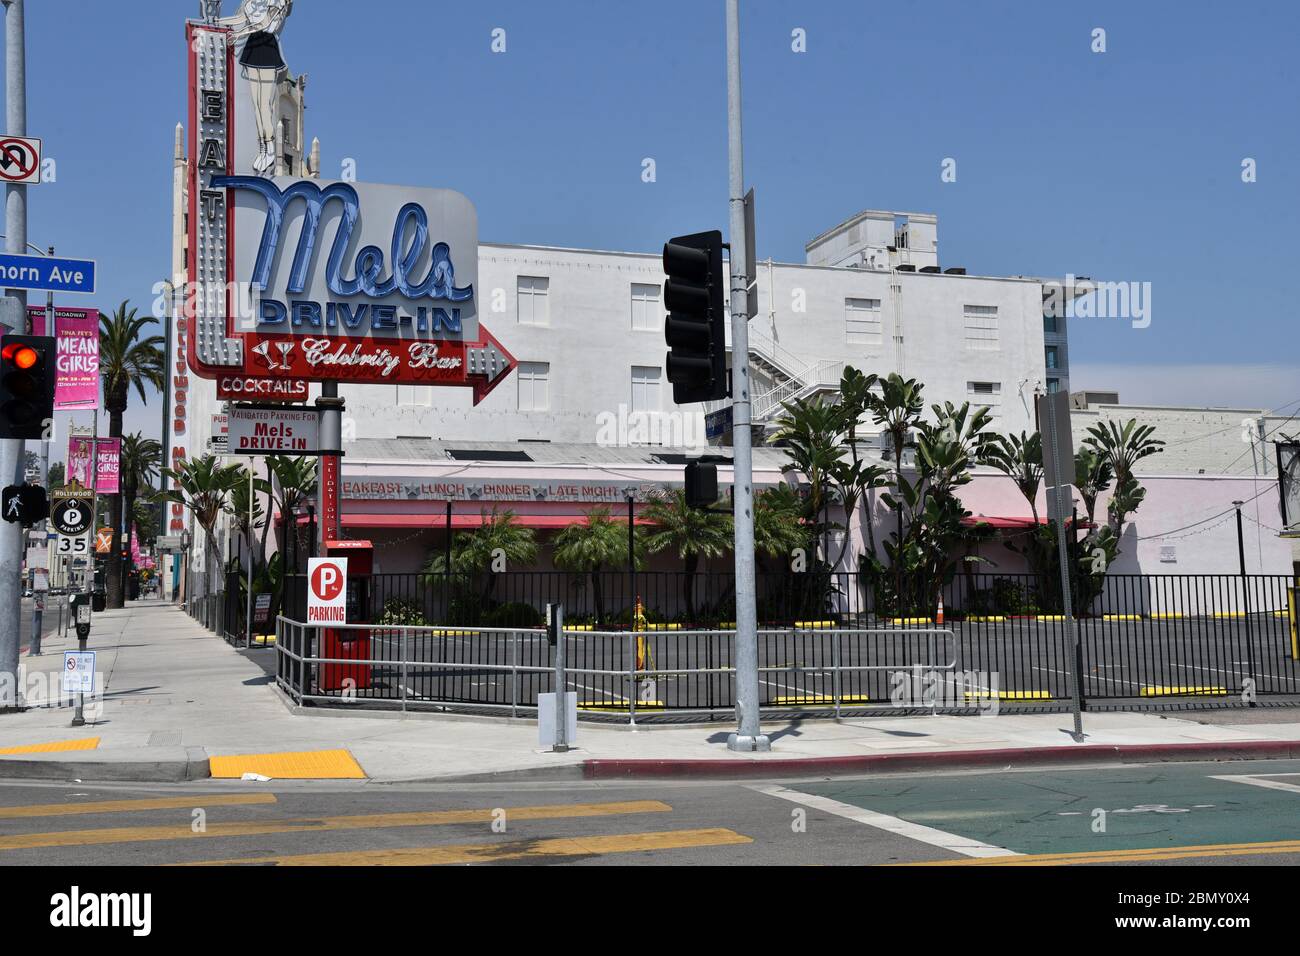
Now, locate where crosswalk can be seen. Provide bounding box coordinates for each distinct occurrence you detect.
[0,792,752,865]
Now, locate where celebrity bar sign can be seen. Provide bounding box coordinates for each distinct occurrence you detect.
[185,6,514,403]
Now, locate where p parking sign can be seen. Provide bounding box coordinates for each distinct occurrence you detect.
[306,557,347,624]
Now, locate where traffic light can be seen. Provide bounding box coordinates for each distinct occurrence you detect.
[2,483,48,525]
[663,230,726,404]
[0,334,55,440]
[684,461,718,509]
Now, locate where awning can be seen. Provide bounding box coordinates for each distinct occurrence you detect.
[962,515,1094,530]
[336,513,656,530]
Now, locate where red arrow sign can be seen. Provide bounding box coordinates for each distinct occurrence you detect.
[229,326,516,405]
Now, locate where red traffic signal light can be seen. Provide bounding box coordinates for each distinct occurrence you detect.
[3,342,39,370]
[0,334,55,440]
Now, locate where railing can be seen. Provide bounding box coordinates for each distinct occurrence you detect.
[752,359,845,420]
[273,618,958,721]
[265,570,1300,711]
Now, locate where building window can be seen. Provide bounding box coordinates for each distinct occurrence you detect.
[517,362,550,411]
[630,283,662,332]
[397,385,433,406]
[963,304,999,350]
[631,365,661,413]
[845,298,882,347]
[1043,313,1058,334]
[1045,346,1059,369]
[967,381,1002,421]
[1046,378,1062,394]
[517,276,549,326]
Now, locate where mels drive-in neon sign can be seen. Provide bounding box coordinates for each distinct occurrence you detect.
[185,13,513,402]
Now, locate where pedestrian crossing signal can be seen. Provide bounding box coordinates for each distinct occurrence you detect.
[1,483,47,526]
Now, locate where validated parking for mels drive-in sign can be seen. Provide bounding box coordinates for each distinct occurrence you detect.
[228,405,320,455]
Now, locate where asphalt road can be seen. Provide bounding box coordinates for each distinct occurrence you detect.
[291,615,1300,712]
[3,758,1300,867]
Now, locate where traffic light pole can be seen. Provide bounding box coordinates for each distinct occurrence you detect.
[0,0,27,709]
[28,246,51,656]
[724,0,767,753]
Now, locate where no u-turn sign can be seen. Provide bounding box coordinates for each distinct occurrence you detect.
[307,557,347,624]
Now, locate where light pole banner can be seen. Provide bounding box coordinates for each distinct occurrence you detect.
[66,435,121,494]
[29,305,100,410]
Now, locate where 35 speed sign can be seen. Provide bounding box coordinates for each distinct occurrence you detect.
[56,533,90,556]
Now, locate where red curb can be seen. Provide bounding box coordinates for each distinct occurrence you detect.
[582,739,1300,779]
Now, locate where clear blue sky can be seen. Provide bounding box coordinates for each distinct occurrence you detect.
[5,0,1298,447]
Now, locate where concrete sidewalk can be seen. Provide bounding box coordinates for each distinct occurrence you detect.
[4,600,1300,783]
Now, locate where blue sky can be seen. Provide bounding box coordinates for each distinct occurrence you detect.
[4,0,1298,446]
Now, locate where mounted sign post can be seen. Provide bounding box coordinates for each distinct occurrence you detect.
[184,6,515,557]
[0,252,95,295]
[228,405,320,455]
[306,556,347,625]
[1038,390,1084,742]
[0,135,40,184]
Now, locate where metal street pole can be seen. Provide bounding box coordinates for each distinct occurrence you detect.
[316,382,342,551]
[1234,500,1256,702]
[0,0,27,709]
[28,244,51,655]
[1043,404,1083,741]
[724,0,767,752]
[244,464,253,646]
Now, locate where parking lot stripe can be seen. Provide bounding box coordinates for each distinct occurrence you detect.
[0,793,277,820]
[0,800,674,851]
[751,785,1019,859]
[181,827,752,865]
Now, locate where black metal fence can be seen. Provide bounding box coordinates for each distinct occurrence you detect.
[262,569,1300,715]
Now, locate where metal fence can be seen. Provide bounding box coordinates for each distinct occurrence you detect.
[206,568,1300,716]
[273,619,961,720]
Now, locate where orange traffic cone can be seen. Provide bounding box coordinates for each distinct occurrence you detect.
[936,595,945,626]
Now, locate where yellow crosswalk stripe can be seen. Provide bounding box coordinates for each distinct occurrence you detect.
[0,737,100,756]
[0,793,277,820]
[902,839,1300,866]
[183,828,753,865]
[0,800,673,852]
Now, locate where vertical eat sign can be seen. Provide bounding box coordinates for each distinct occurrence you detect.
[307,557,347,624]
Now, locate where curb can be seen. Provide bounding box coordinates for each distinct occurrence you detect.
[0,748,211,783]
[580,739,1300,780]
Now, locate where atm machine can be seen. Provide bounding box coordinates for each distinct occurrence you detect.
[319,539,374,692]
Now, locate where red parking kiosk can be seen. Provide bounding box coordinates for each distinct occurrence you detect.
[319,539,374,692]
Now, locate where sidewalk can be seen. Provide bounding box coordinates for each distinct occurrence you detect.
[4,601,1300,783]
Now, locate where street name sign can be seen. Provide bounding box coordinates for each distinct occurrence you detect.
[0,253,95,295]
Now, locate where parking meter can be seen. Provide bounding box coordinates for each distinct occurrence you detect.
[70,592,91,641]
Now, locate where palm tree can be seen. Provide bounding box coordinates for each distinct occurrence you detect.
[119,433,161,593]
[100,302,165,608]
[552,507,643,623]
[262,455,317,568]
[230,467,271,570]
[1082,419,1165,532]
[866,373,925,603]
[421,507,538,604]
[641,488,733,621]
[1073,448,1114,527]
[156,455,242,600]
[983,431,1044,522]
